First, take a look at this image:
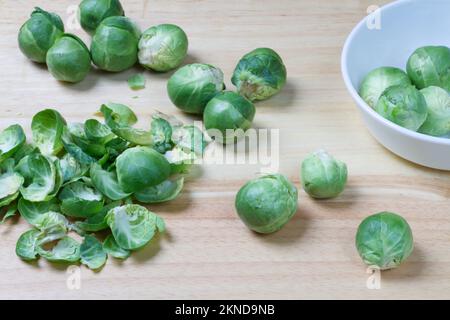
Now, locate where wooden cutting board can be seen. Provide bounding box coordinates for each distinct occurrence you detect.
[2,0,449,300]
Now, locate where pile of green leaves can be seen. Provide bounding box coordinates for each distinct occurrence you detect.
[0,103,207,270]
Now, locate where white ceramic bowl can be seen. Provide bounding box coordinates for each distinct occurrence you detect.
[341,0,450,170]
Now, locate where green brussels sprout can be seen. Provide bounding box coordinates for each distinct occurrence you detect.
[359,67,411,108]
[18,7,64,63]
[375,85,428,131]
[79,0,124,35]
[418,86,450,137]
[91,16,141,72]
[235,174,298,234]
[116,146,171,193]
[231,48,287,101]
[46,34,91,83]
[18,8,64,63]
[203,91,256,144]
[356,212,414,270]
[138,24,188,72]
[301,150,347,199]
[407,46,450,91]
[167,63,224,114]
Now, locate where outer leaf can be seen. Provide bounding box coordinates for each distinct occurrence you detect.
[151,117,173,153]
[18,198,67,230]
[1,202,18,224]
[62,128,96,165]
[172,125,208,155]
[103,235,130,259]
[0,172,24,204]
[58,181,104,218]
[31,109,66,156]
[134,177,184,204]
[75,200,122,233]
[16,229,40,261]
[90,163,131,200]
[84,119,115,145]
[106,204,164,250]
[59,153,89,184]
[100,102,138,126]
[37,236,81,263]
[80,235,107,270]
[0,124,26,163]
[128,74,146,90]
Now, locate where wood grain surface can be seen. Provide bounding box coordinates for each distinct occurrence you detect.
[2,0,449,300]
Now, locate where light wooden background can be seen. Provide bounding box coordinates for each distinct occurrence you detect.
[1,0,449,300]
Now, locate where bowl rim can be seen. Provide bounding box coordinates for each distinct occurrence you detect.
[340,0,450,146]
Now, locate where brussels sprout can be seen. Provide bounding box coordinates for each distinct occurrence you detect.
[356,212,414,270]
[46,34,91,83]
[105,204,165,250]
[235,174,298,234]
[167,63,225,114]
[231,48,287,101]
[91,16,141,72]
[375,85,428,131]
[0,124,26,163]
[18,7,64,63]
[203,91,256,144]
[359,67,411,108]
[116,146,171,193]
[301,150,347,199]
[79,0,124,35]
[407,46,450,91]
[138,24,188,72]
[418,86,450,137]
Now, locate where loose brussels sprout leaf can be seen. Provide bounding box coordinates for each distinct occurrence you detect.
[90,164,131,200]
[203,91,256,144]
[58,181,104,218]
[100,102,138,126]
[32,109,66,156]
[356,212,414,270]
[106,204,165,250]
[80,235,108,270]
[138,24,188,72]
[100,104,153,145]
[16,229,40,261]
[151,116,173,153]
[359,67,411,108]
[135,177,184,204]
[16,154,59,202]
[13,143,39,164]
[46,34,91,83]
[75,200,122,233]
[18,198,68,230]
[1,203,18,224]
[375,85,428,131]
[0,125,26,163]
[172,125,208,155]
[235,174,298,234]
[418,86,450,137]
[103,234,130,259]
[231,48,287,101]
[62,128,97,165]
[59,153,89,184]
[0,172,24,206]
[91,16,141,72]
[164,146,197,172]
[301,150,348,199]
[79,0,124,35]
[167,63,225,114]
[68,123,107,159]
[128,74,146,90]
[18,7,64,63]
[407,46,450,91]
[37,236,81,263]
[0,192,20,210]
[116,147,171,193]
[84,119,115,145]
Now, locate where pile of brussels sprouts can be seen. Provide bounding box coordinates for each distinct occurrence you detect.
[360,45,450,138]
[235,150,414,271]
[0,104,206,269]
[18,0,189,82]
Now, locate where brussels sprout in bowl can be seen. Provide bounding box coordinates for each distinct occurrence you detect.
[341,0,450,170]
